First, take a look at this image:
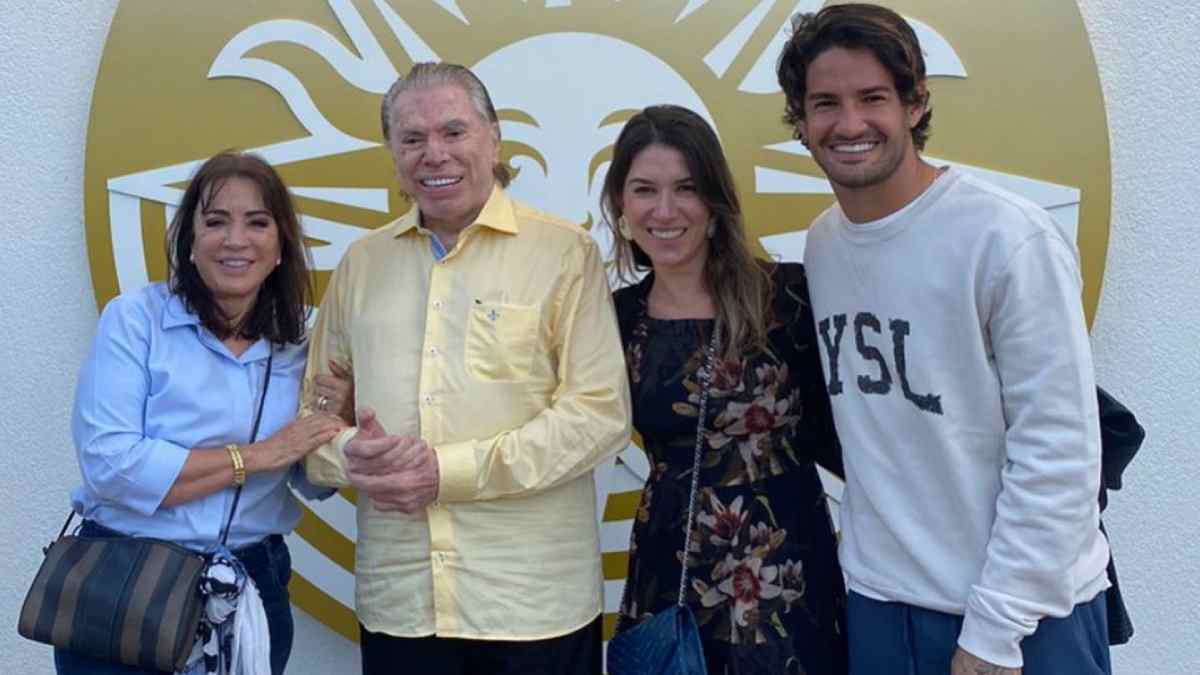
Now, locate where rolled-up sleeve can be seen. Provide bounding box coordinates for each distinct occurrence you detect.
[437,239,631,502]
[71,296,189,516]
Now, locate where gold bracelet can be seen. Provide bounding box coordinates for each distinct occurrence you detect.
[225,444,246,486]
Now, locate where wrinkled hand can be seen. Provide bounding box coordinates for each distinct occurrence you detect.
[951,648,1021,675]
[248,413,345,473]
[313,359,355,424]
[344,408,440,513]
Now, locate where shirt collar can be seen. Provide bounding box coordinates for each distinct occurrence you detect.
[161,289,272,362]
[162,290,202,330]
[390,185,519,238]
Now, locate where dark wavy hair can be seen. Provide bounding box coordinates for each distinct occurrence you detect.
[601,105,773,361]
[166,151,313,343]
[777,3,932,150]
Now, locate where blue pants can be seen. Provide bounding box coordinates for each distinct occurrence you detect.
[847,590,1111,675]
[54,521,295,675]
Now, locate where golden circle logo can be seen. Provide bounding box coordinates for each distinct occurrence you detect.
[84,0,1110,643]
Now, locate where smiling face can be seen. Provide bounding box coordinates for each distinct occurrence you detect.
[619,143,713,277]
[387,83,500,234]
[798,46,926,200]
[191,176,280,321]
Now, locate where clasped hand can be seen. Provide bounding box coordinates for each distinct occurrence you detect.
[344,407,440,513]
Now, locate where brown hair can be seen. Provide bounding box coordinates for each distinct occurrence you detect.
[166,151,313,343]
[380,62,512,187]
[601,105,773,361]
[777,3,932,150]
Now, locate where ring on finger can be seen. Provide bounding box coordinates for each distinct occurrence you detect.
[317,395,329,411]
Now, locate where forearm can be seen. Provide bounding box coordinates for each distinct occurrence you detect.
[160,440,280,507]
[160,446,241,507]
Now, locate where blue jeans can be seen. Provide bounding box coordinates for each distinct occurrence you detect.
[847,590,1111,675]
[54,521,295,675]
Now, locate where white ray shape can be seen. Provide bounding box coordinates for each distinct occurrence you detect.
[739,0,822,93]
[373,0,440,62]
[285,532,356,607]
[430,0,469,23]
[756,165,831,194]
[291,187,391,212]
[604,579,627,612]
[703,0,774,79]
[908,17,967,78]
[301,492,360,541]
[213,0,397,94]
[675,0,709,22]
[601,519,634,553]
[300,215,374,268]
[759,230,810,263]
[765,139,810,157]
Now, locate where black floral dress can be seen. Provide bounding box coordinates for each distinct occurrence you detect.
[613,263,847,675]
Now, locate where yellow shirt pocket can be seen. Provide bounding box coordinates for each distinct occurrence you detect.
[464,300,541,382]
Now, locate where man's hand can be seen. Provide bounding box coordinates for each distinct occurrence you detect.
[951,647,1021,675]
[344,407,441,513]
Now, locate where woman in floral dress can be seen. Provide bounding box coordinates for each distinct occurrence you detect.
[603,105,847,674]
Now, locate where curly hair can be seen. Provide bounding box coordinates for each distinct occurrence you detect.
[776,3,932,150]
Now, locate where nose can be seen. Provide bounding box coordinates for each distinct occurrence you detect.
[834,103,870,137]
[224,222,249,247]
[423,136,450,165]
[651,192,677,221]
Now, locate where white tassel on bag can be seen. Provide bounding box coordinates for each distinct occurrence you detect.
[229,575,271,675]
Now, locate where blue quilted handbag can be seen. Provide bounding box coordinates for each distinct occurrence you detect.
[606,605,707,674]
[606,330,719,675]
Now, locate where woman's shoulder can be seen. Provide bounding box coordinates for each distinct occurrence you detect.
[96,282,173,332]
[611,275,650,326]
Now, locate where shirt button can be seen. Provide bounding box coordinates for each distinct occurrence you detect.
[429,346,439,357]
[423,395,434,405]
[432,300,443,310]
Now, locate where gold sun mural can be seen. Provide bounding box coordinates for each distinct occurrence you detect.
[83,0,1110,643]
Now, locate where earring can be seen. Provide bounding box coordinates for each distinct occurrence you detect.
[275,257,282,266]
[189,252,195,264]
[706,220,717,238]
[617,216,633,240]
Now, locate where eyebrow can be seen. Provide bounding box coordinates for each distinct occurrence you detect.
[626,176,695,186]
[808,85,892,99]
[200,208,272,217]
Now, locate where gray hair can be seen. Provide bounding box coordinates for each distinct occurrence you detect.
[380,62,512,187]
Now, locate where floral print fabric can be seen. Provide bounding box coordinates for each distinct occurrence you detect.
[613,263,847,674]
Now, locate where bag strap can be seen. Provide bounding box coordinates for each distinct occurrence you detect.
[676,327,720,608]
[219,346,274,548]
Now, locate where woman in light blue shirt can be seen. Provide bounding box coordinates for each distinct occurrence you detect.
[58,151,351,675]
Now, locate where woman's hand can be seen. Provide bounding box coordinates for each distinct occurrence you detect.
[312,359,355,424]
[245,412,346,474]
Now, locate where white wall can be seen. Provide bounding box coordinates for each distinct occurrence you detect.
[0,1,1195,672]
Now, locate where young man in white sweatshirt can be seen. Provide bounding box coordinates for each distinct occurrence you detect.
[776,4,1111,674]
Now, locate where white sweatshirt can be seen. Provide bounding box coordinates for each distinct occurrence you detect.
[804,167,1110,668]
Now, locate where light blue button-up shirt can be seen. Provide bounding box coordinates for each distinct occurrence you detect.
[71,283,328,551]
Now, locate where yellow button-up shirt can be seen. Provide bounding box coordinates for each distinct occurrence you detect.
[302,186,631,640]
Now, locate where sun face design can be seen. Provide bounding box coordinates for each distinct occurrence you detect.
[83,0,1111,644]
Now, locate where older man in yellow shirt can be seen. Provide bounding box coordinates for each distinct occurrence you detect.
[301,62,631,675]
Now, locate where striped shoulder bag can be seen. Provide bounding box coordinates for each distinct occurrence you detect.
[18,348,273,672]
